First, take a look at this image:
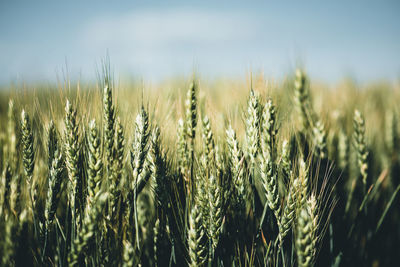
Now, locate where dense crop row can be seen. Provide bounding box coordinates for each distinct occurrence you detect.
[0,70,399,266]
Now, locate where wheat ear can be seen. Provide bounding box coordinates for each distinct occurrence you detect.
[353,110,368,190]
[188,204,206,267]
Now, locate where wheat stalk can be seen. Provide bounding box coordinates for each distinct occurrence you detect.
[21,109,35,185]
[385,110,398,155]
[260,99,276,161]
[279,176,297,244]
[353,109,368,190]
[109,116,125,215]
[64,99,80,226]
[280,139,292,180]
[226,125,246,216]
[245,89,260,165]
[43,126,64,261]
[312,120,327,159]
[338,130,349,170]
[295,196,318,267]
[103,83,116,162]
[7,100,17,170]
[208,174,223,250]
[177,118,189,178]
[130,106,150,188]
[148,126,168,210]
[294,69,313,131]
[68,192,108,266]
[185,81,198,143]
[202,115,215,165]
[188,204,206,267]
[86,119,103,209]
[296,160,309,214]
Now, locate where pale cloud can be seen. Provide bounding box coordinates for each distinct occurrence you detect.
[77,8,264,79]
[82,8,260,46]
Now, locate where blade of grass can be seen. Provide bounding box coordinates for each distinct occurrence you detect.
[376,183,400,233]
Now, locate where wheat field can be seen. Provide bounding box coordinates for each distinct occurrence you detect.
[0,69,399,266]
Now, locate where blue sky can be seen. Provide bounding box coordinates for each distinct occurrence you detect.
[0,0,399,84]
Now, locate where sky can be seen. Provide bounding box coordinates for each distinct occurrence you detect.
[0,0,399,84]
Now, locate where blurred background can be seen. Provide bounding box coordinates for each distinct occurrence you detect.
[0,0,399,85]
